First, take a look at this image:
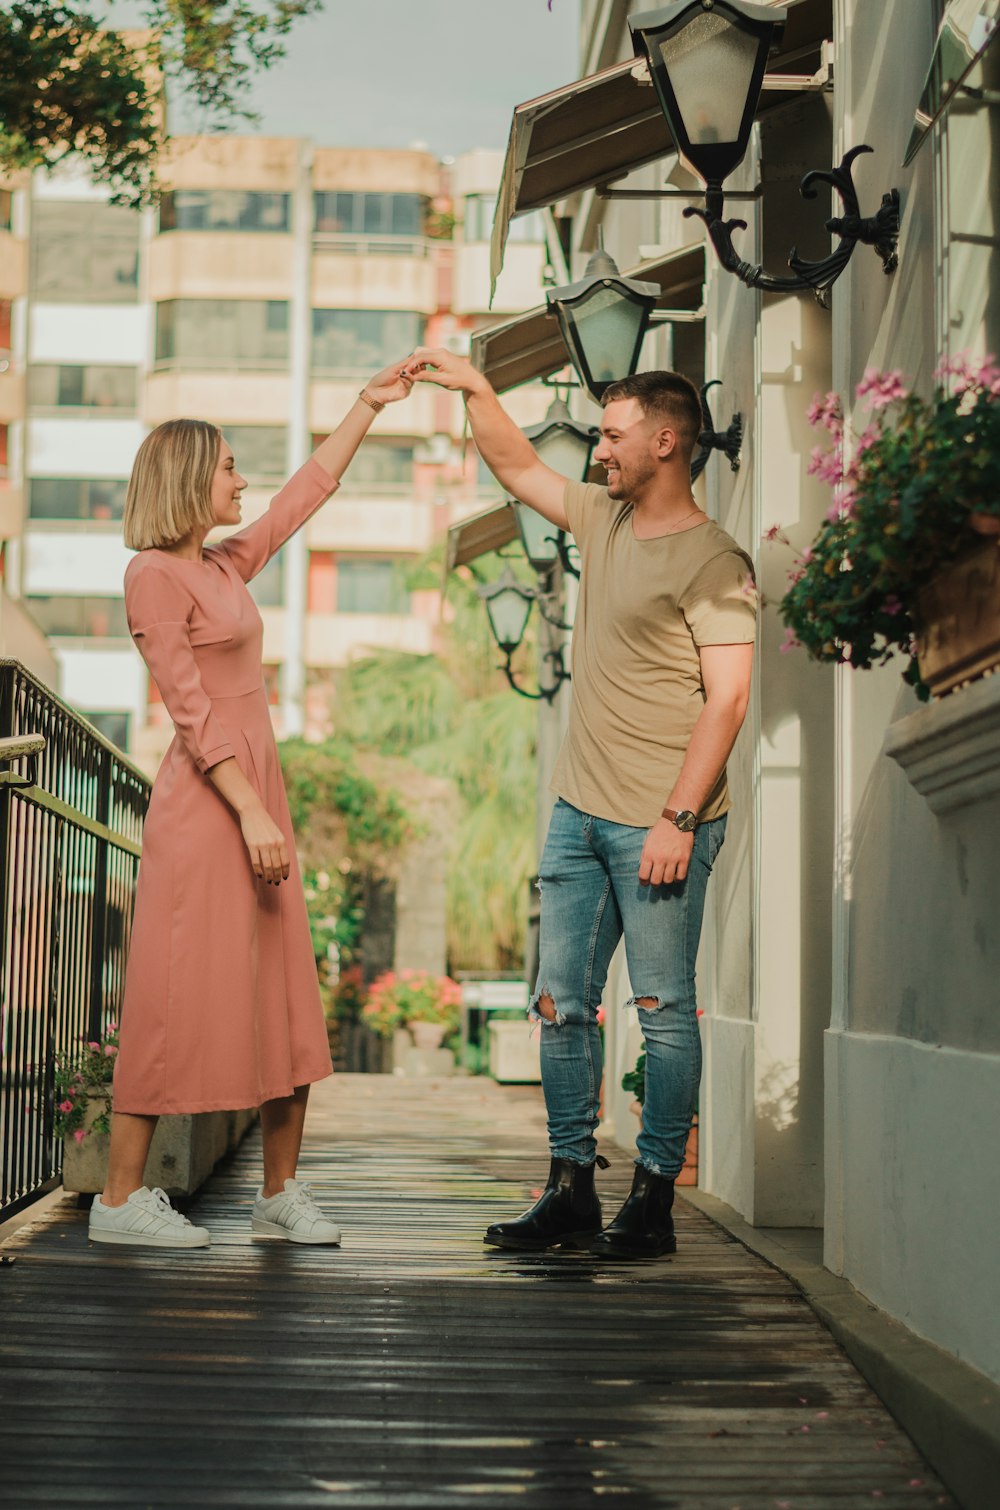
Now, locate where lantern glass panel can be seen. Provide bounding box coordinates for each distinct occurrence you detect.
[558,284,649,393]
[657,12,760,150]
[514,502,559,570]
[485,585,532,653]
[533,427,594,482]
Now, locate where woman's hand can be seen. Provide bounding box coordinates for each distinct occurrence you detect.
[366,360,416,406]
[239,802,290,886]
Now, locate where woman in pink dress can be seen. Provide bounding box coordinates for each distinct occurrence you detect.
[89,363,414,1249]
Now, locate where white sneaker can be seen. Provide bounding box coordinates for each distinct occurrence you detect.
[251,1178,341,1245]
[89,1186,210,1248]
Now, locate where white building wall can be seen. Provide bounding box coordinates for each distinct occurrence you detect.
[23,533,132,596]
[29,305,147,365]
[26,418,146,478]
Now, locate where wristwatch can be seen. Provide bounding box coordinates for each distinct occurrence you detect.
[662,806,697,833]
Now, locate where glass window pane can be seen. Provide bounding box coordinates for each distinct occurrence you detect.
[29,478,126,521]
[30,201,139,303]
[311,309,425,374]
[29,364,136,410]
[155,300,289,367]
[224,426,287,481]
[340,443,413,491]
[248,547,285,608]
[26,595,129,636]
[337,559,409,614]
[160,189,289,233]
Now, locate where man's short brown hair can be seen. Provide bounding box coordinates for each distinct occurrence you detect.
[601,371,703,461]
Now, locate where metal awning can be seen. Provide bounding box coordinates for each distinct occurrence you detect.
[472,242,706,394]
[491,0,832,295]
[446,501,518,571]
[904,0,999,165]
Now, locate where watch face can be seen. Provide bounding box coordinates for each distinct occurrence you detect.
[674,810,697,832]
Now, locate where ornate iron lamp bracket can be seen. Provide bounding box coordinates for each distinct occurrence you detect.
[684,146,900,308]
[499,646,572,704]
[691,380,743,483]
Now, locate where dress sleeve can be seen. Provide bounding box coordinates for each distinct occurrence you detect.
[215,456,338,583]
[680,548,759,646]
[125,559,237,775]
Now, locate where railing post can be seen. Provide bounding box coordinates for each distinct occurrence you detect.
[88,752,112,1042]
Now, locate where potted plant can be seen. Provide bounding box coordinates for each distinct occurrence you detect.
[54,1020,119,1183]
[362,970,463,1053]
[776,355,1000,699]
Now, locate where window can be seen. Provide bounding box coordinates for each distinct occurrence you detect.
[313,192,426,238]
[159,190,290,234]
[338,442,414,492]
[29,478,127,522]
[30,201,139,303]
[29,364,137,412]
[86,711,130,749]
[311,309,424,375]
[248,547,285,608]
[224,426,287,482]
[464,194,544,245]
[155,300,289,368]
[26,595,130,637]
[941,40,1000,354]
[336,559,409,615]
[0,191,11,233]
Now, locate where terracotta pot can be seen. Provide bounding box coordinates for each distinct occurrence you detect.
[915,535,1000,697]
[409,1019,446,1052]
[625,1102,699,1187]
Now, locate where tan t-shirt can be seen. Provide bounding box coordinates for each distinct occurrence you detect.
[551,481,758,828]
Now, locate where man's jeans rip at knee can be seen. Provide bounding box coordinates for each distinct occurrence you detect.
[628,993,666,1012]
[528,986,566,1026]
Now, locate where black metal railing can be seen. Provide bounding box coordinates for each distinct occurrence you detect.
[0,660,150,1220]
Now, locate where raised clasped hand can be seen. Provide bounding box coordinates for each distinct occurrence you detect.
[638,818,694,888]
[401,346,483,395]
[366,359,417,406]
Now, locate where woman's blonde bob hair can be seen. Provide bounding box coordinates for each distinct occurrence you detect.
[123,418,222,551]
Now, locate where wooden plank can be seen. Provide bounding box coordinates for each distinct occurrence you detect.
[0,1075,955,1509]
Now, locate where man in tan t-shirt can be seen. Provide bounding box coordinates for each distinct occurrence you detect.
[406,352,757,1260]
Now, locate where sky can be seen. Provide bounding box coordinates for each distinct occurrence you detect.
[107,0,581,159]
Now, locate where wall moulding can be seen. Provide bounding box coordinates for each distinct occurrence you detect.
[884,673,1000,814]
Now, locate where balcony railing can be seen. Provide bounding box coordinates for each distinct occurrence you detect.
[0,661,150,1219]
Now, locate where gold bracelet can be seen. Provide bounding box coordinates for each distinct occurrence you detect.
[358,388,385,414]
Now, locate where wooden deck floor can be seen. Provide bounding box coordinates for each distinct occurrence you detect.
[0,1075,954,1509]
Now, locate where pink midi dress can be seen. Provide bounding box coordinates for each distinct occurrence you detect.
[113,458,337,1114]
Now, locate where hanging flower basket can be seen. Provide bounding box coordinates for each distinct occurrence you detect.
[914,530,1000,696]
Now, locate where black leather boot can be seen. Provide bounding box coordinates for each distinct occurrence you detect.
[589,1165,676,1259]
[484,1155,608,1251]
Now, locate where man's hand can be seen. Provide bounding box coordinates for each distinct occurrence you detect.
[404,347,487,396]
[638,818,695,887]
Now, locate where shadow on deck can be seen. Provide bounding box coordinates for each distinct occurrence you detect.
[0,1075,953,1508]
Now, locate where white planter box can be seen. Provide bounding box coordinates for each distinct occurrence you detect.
[488,1019,541,1084]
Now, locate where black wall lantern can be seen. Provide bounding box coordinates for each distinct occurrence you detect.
[546,247,661,401]
[512,398,599,576]
[478,565,571,704]
[629,0,900,304]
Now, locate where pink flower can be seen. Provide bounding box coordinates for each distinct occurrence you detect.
[73,1128,86,1144]
[87,1042,100,1052]
[58,1098,74,1114]
[764,523,785,543]
[856,368,907,410]
[807,442,843,485]
[883,595,902,617]
[806,390,843,434]
[103,1043,117,1056]
[779,628,800,655]
[596,1006,605,1026]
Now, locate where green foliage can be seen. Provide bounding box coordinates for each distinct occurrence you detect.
[278,739,410,998]
[0,0,320,204]
[778,358,1000,697]
[621,1049,646,1106]
[53,1019,119,1143]
[337,555,539,972]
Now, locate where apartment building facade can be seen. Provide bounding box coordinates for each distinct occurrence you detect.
[0,137,550,764]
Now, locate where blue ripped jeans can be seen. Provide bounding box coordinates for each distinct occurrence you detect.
[531,799,726,1178]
